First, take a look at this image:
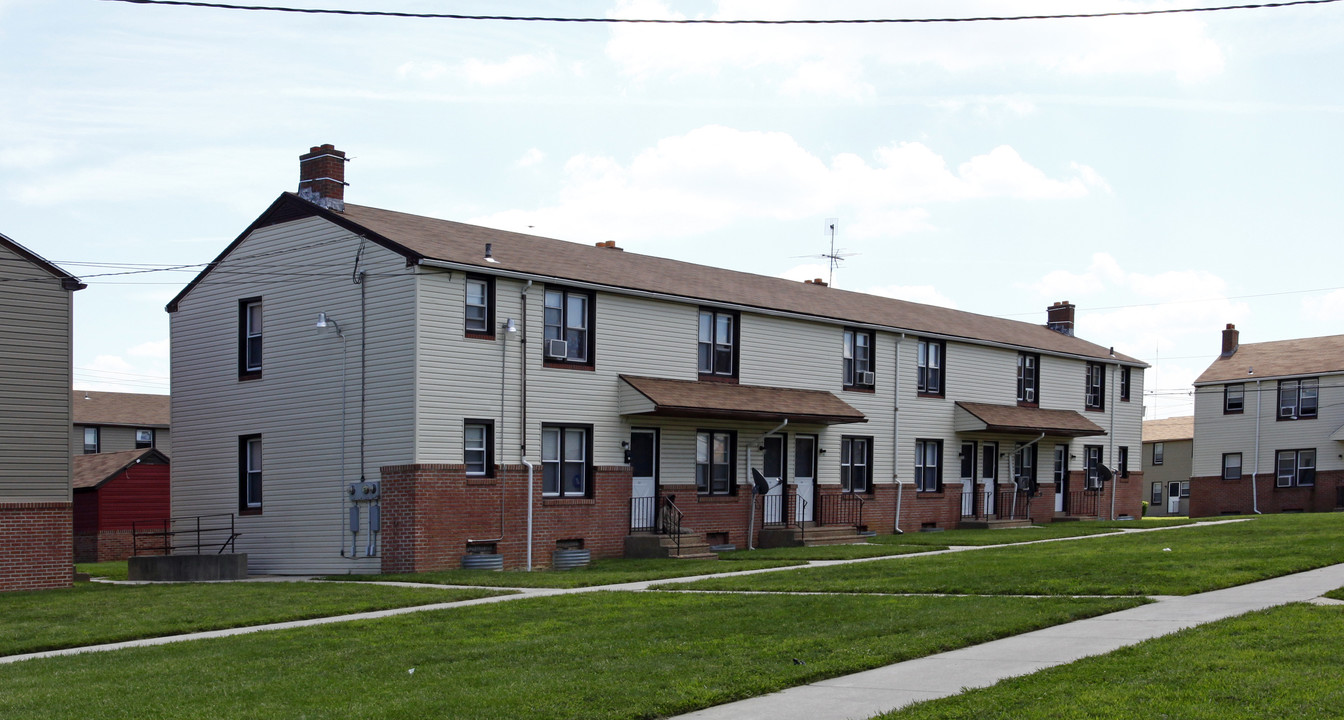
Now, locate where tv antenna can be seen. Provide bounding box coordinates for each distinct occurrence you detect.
[790,218,856,287]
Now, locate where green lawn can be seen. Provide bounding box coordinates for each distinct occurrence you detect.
[322,556,805,588]
[873,517,1201,547]
[881,603,1344,719]
[663,514,1344,596]
[75,561,128,581]
[719,543,940,561]
[0,582,505,657]
[0,592,1142,720]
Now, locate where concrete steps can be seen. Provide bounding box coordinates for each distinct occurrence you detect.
[623,531,719,560]
[757,523,868,548]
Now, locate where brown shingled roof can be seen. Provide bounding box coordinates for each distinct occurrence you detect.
[73,391,170,427]
[338,201,1143,363]
[1195,334,1344,384]
[1143,416,1194,443]
[954,401,1105,438]
[72,448,168,490]
[620,375,866,425]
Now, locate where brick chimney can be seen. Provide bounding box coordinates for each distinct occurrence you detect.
[1046,301,1075,336]
[297,144,347,212]
[1221,323,1239,357]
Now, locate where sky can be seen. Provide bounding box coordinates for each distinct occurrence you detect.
[3,0,1343,419]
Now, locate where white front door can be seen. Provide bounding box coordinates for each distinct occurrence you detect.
[1053,445,1067,513]
[763,434,785,524]
[630,429,657,529]
[794,435,816,522]
[960,442,975,516]
[1167,481,1182,514]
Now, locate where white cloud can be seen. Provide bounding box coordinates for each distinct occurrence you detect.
[1303,289,1344,323]
[517,148,546,168]
[75,353,169,394]
[605,0,1225,95]
[470,126,1103,243]
[869,284,959,309]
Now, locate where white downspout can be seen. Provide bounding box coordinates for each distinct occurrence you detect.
[1252,379,1262,514]
[523,458,535,570]
[1108,363,1118,521]
[893,334,905,533]
[747,418,790,551]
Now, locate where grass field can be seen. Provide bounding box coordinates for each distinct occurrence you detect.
[0,592,1141,720]
[321,556,806,588]
[880,603,1344,719]
[662,514,1342,596]
[872,517,1200,547]
[0,582,506,656]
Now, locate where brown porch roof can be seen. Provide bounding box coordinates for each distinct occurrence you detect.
[73,448,169,490]
[954,401,1106,438]
[619,375,867,425]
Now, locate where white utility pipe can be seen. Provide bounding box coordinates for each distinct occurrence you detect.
[1252,379,1262,514]
[523,458,535,570]
[893,334,904,532]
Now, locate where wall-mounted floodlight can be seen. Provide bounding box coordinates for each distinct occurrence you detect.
[316,312,344,337]
[504,318,517,333]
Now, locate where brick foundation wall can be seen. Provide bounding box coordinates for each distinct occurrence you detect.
[74,529,144,563]
[0,502,73,592]
[1190,470,1344,517]
[381,464,633,572]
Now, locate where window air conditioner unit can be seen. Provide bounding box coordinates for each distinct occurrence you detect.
[545,338,570,359]
[859,371,875,386]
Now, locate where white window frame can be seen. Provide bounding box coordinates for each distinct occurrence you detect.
[243,436,262,510]
[242,299,263,374]
[1224,383,1244,414]
[465,276,492,335]
[544,289,591,364]
[83,426,100,454]
[843,329,874,389]
[464,421,492,477]
[841,436,871,493]
[1278,378,1318,419]
[917,338,943,395]
[1017,353,1038,404]
[699,309,736,377]
[1153,442,1164,466]
[696,429,735,495]
[915,439,941,493]
[1222,452,1242,481]
[1085,362,1105,411]
[1275,449,1316,488]
[542,425,589,497]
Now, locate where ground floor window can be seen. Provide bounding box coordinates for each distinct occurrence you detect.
[696,430,736,495]
[1223,452,1242,481]
[914,439,942,492]
[1013,442,1037,493]
[1275,448,1315,488]
[542,425,591,497]
[1150,482,1162,504]
[464,420,494,477]
[841,436,872,492]
[1084,445,1104,490]
[239,434,262,512]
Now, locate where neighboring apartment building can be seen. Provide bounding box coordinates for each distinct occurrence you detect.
[0,232,85,591]
[167,145,1146,575]
[1142,416,1192,517]
[1190,325,1344,517]
[73,390,172,457]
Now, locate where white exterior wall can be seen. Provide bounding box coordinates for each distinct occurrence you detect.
[170,218,416,574]
[1193,374,1344,478]
[0,243,73,502]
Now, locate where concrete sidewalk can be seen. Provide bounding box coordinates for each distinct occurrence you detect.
[671,562,1344,720]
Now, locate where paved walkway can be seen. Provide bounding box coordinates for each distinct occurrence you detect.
[670,562,1344,720]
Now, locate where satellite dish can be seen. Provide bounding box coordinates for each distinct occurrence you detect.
[751,468,770,495]
[1098,465,1115,484]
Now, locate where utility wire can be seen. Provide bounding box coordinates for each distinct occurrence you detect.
[101,0,1344,23]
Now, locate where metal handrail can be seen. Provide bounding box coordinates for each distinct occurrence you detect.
[794,496,807,545]
[818,492,866,528]
[660,496,684,557]
[1068,489,1102,517]
[132,514,239,557]
[994,490,1031,521]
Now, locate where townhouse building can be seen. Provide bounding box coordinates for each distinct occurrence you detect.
[1142,416,1192,516]
[166,145,1145,574]
[1190,324,1344,516]
[0,232,84,591]
[73,390,172,457]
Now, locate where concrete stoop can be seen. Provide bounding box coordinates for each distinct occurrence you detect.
[758,524,866,548]
[624,531,718,560]
[956,518,1035,530]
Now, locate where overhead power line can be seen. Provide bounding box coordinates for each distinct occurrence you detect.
[101,0,1344,23]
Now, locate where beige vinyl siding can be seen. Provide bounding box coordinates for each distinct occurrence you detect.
[0,244,73,502]
[170,218,415,574]
[1192,374,1343,477]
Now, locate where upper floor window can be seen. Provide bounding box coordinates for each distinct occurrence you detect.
[840,436,872,492]
[240,435,262,513]
[464,420,494,477]
[1153,442,1164,466]
[1275,448,1316,487]
[135,429,154,449]
[917,339,944,396]
[239,298,262,378]
[914,439,942,493]
[1085,362,1105,411]
[1278,378,1318,420]
[1223,452,1242,481]
[465,275,495,338]
[82,427,100,454]
[843,329,875,390]
[698,309,738,379]
[1017,353,1039,406]
[543,288,594,366]
[696,429,736,495]
[542,425,590,497]
[1084,445,1104,490]
[1118,446,1129,478]
[1224,383,1244,414]
[1120,367,1131,402]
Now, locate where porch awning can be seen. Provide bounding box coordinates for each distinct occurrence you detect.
[618,375,867,425]
[954,401,1106,438]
